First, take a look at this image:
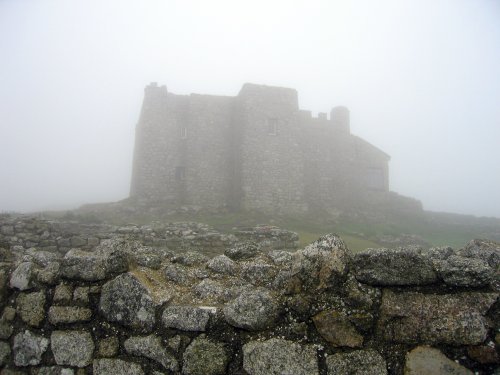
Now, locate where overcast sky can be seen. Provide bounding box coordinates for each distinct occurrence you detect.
[0,0,499,217]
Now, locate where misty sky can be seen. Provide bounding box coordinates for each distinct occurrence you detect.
[0,0,499,217]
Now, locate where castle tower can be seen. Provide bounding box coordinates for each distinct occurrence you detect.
[330,106,350,133]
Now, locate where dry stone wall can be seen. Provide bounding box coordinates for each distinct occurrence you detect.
[0,216,499,374]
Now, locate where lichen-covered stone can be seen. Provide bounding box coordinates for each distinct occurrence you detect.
[313,310,364,348]
[53,283,73,304]
[13,330,49,366]
[73,286,89,303]
[124,334,178,372]
[61,245,127,281]
[16,291,46,327]
[99,272,156,332]
[207,255,236,275]
[242,262,277,286]
[0,340,10,367]
[175,251,210,266]
[98,336,119,357]
[404,346,473,374]
[353,247,438,286]
[223,288,279,330]
[433,255,494,287]
[32,366,75,375]
[48,306,92,324]
[243,338,318,375]
[182,336,228,375]
[291,234,351,290]
[10,262,35,290]
[93,358,144,375]
[51,330,94,367]
[225,241,260,260]
[326,349,387,375]
[162,305,213,331]
[459,239,500,267]
[378,290,498,345]
[164,264,192,284]
[35,261,60,284]
[193,279,231,302]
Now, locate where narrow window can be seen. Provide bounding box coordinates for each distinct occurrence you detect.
[267,118,278,135]
[180,127,188,139]
[175,166,186,181]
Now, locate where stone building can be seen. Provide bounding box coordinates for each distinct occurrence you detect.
[130,83,420,214]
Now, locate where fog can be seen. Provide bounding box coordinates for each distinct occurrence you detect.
[0,0,499,217]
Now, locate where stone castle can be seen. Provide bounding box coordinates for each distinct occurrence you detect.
[130,83,420,214]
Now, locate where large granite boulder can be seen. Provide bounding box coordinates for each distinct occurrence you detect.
[99,273,156,332]
[353,247,438,286]
[51,330,94,367]
[378,290,498,345]
[182,336,228,375]
[162,305,214,331]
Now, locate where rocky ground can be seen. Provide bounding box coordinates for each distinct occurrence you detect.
[0,214,499,374]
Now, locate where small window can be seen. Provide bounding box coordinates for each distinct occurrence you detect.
[180,127,188,139]
[175,166,186,181]
[267,118,278,135]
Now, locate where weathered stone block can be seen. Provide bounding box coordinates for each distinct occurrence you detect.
[16,291,46,327]
[312,310,363,348]
[223,288,279,330]
[99,273,156,332]
[93,358,144,375]
[48,306,92,324]
[326,349,387,375]
[13,330,49,366]
[51,330,94,367]
[124,334,178,372]
[243,338,318,375]
[162,305,213,331]
[182,336,228,375]
[378,290,498,345]
[353,247,438,286]
[404,346,472,374]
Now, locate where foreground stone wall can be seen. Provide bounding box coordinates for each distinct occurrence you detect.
[0,217,499,374]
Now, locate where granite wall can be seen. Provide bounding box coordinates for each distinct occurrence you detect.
[0,217,498,374]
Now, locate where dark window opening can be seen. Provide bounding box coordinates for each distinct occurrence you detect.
[267,118,278,135]
[181,127,188,139]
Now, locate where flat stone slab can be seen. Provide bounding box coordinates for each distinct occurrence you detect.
[243,338,318,375]
[404,346,473,374]
[378,290,498,345]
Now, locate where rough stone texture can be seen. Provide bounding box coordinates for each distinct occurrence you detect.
[164,264,192,284]
[13,330,49,366]
[0,340,11,367]
[225,242,260,260]
[433,255,494,287]
[353,247,438,286]
[162,305,213,331]
[207,255,236,275]
[378,290,498,345]
[48,306,92,324]
[61,243,128,281]
[73,286,89,303]
[51,330,94,367]
[124,334,178,372]
[404,346,473,375]
[223,288,279,330]
[243,338,318,375]
[16,291,45,327]
[93,358,144,375]
[32,367,76,375]
[326,349,387,375]
[467,344,499,364]
[182,336,228,375]
[98,336,119,357]
[10,262,35,290]
[313,310,364,348]
[193,279,231,302]
[291,234,351,291]
[99,273,156,332]
[460,239,500,267]
[53,283,73,304]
